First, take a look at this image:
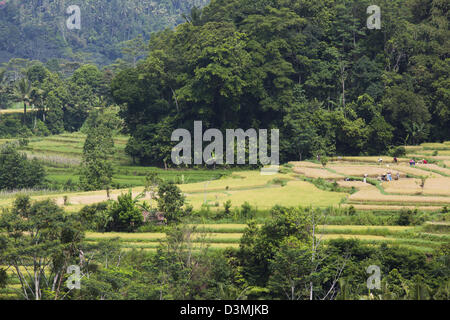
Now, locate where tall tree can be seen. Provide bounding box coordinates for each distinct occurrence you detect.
[0,196,84,300]
[79,121,114,191]
[14,77,32,124]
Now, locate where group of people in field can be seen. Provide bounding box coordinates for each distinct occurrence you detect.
[370,156,429,183]
[409,158,428,166]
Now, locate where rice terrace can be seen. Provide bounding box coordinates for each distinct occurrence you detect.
[0,0,448,304]
[0,134,449,299]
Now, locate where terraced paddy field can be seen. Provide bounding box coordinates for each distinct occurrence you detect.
[0,169,348,210]
[1,139,449,299]
[289,141,450,212]
[0,138,448,214]
[78,223,447,255]
[0,133,231,189]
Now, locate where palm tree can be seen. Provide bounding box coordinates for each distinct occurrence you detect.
[0,69,6,119]
[182,6,203,26]
[0,69,5,84]
[0,68,6,100]
[30,87,44,128]
[14,78,32,124]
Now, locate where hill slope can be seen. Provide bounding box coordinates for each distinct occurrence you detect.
[0,0,209,65]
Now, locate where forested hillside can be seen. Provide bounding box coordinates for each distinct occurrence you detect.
[0,0,449,164]
[0,0,209,65]
[111,0,449,164]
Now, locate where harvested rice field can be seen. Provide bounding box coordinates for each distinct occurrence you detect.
[293,167,343,179]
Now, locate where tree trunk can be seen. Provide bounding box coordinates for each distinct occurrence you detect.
[23,102,27,124]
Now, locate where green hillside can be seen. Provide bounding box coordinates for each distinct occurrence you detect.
[0,0,209,65]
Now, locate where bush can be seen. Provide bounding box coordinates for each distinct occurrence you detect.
[241,201,253,219]
[271,178,288,186]
[224,200,232,216]
[79,202,111,232]
[108,191,143,232]
[0,143,46,190]
[388,146,406,157]
[18,138,29,147]
[0,115,33,138]
[347,205,356,216]
[32,120,51,137]
[397,209,412,226]
[157,181,186,223]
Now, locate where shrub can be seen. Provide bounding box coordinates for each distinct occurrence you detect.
[241,201,253,218]
[157,181,186,223]
[388,146,406,157]
[108,191,143,232]
[271,178,288,187]
[347,205,356,216]
[0,143,46,190]
[79,202,111,232]
[224,200,232,216]
[18,138,29,147]
[397,209,412,226]
[32,120,51,137]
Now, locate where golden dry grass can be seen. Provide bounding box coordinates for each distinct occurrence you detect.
[318,234,391,241]
[415,163,450,175]
[293,167,343,179]
[342,204,443,211]
[193,233,243,240]
[185,180,347,209]
[329,165,404,178]
[337,181,372,188]
[395,164,442,177]
[0,109,24,114]
[349,187,450,205]
[330,156,409,163]
[318,225,413,231]
[289,161,322,168]
[408,154,450,160]
[383,178,450,196]
[188,224,249,230]
[86,232,166,240]
[180,171,294,193]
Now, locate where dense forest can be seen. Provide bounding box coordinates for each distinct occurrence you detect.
[0,0,209,65]
[0,0,448,166]
[112,0,449,164]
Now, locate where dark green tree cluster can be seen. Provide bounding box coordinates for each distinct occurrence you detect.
[0,195,84,300]
[0,60,112,137]
[0,142,46,190]
[67,206,450,300]
[79,182,188,232]
[79,110,115,191]
[1,196,448,300]
[112,0,449,165]
[0,0,209,65]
